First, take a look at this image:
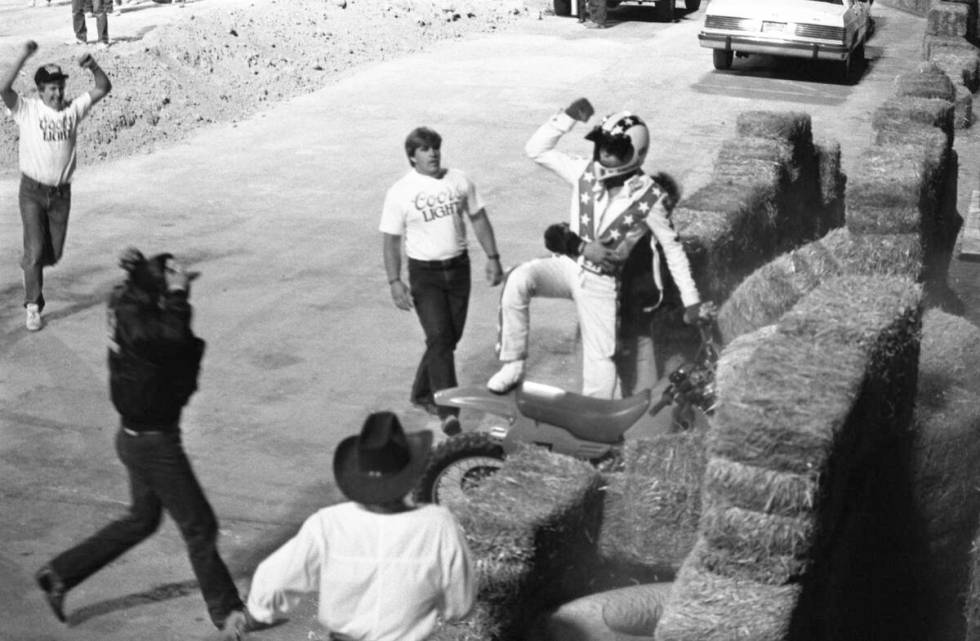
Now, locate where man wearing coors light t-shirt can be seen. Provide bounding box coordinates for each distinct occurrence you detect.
[380,127,503,436]
[1,40,111,331]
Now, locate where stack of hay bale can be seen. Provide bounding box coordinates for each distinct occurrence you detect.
[717,64,960,343]
[431,446,603,641]
[656,275,925,641]
[887,0,980,129]
[671,111,844,306]
[597,433,708,583]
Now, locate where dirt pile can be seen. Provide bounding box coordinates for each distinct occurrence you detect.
[1,0,544,176]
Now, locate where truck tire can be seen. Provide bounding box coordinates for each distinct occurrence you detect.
[413,432,506,507]
[553,0,572,16]
[686,0,701,10]
[713,49,733,70]
[655,0,674,22]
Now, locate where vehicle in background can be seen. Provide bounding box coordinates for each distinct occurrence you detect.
[552,0,701,23]
[698,0,874,82]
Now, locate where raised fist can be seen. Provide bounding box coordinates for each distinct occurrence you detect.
[118,247,145,273]
[78,53,95,69]
[564,97,594,123]
[24,41,38,56]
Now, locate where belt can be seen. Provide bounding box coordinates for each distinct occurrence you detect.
[21,174,70,193]
[122,427,174,437]
[408,251,468,269]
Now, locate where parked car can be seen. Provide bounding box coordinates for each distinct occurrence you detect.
[698,0,874,81]
[553,0,700,23]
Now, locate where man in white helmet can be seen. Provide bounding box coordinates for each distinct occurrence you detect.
[487,97,703,398]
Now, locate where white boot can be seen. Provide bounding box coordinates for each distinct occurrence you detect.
[487,360,525,394]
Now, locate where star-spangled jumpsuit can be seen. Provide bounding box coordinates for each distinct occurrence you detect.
[495,110,700,398]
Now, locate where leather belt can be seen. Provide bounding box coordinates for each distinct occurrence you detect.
[408,251,468,269]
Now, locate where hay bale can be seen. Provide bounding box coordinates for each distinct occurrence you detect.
[873,121,950,151]
[449,446,604,640]
[715,325,777,390]
[708,275,922,474]
[819,228,924,279]
[654,540,800,641]
[927,2,972,39]
[698,504,812,583]
[922,34,980,61]
[895,61,957,101]
[674,181,780,302]
[598,433,707,574]
[845,143,943,235]
[702,457,818,519]
[716,253,823,344]
[712,137,791,189]
[871,95,955,140]
[930,50,980,92]
[734,111,812,146]
[716,228,921,344]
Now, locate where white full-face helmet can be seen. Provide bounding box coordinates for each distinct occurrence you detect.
[585,111,650,182]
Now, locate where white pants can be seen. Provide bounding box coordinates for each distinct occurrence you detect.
[496,255,618,398]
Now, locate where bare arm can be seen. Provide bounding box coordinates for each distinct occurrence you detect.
[382,233,413,310]
[1,41,36,111]
[79,53,111,105]
[469,209,503,286]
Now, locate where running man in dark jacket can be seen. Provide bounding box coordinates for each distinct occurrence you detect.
[35,248,246,637]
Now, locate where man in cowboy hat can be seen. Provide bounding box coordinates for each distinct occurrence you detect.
[222,411,476,641]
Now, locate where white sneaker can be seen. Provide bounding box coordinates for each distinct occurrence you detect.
[487,360,525,394]
[25,304,42,331]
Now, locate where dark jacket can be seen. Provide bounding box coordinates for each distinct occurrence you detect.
[107,284,206,431]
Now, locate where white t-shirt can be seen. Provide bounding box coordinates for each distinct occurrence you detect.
[246,502,476,641]
[379,168,485,261]
[8,93,93,186]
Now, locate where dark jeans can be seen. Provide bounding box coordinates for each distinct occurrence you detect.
[19,175,71,311]
[72,0,108,43]
[408,253,471,419]
[48,429,243,629]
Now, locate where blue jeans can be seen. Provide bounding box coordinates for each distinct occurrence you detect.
[72,0,108,43]
[19,175,71,310]
[408,253,471,419]
[48,429,243,628]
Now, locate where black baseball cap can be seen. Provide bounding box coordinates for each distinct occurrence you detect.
[34,64,68,85]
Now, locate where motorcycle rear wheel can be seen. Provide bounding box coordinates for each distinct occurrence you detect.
[413,432,506,508]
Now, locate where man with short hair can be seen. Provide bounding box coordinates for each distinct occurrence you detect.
[223,411,476,641]
[1,40,111,331]
[381,127,503,435]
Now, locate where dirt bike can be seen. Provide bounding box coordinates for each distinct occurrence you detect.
[412,318,719,506]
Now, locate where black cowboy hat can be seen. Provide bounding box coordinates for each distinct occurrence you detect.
[333,412,433,505]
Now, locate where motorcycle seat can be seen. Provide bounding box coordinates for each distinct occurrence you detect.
[516,382,651,444]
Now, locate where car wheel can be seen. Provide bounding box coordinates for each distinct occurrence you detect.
[713,49,733,70]
[686,0,701,10]
[553,0,572,16]
[654,0,674,22]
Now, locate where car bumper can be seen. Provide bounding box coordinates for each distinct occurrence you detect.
[698,31,850,61]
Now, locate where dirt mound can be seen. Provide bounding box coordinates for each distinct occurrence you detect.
[1,0,542,176]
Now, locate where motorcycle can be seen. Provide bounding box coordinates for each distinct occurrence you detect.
[412,317,719,506]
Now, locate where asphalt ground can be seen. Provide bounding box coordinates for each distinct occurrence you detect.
[2,2,979,640]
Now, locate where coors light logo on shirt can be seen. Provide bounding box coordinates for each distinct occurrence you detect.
[38,113,75,142]
[414,186,465,223]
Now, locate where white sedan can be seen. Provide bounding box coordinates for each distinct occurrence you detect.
[699,0,873,81]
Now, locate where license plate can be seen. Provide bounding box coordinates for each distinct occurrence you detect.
[762,21,788,33]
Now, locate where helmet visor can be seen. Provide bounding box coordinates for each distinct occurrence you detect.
[585,126,634,163]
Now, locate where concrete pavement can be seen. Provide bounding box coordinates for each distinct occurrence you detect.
[2,4,978,640]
